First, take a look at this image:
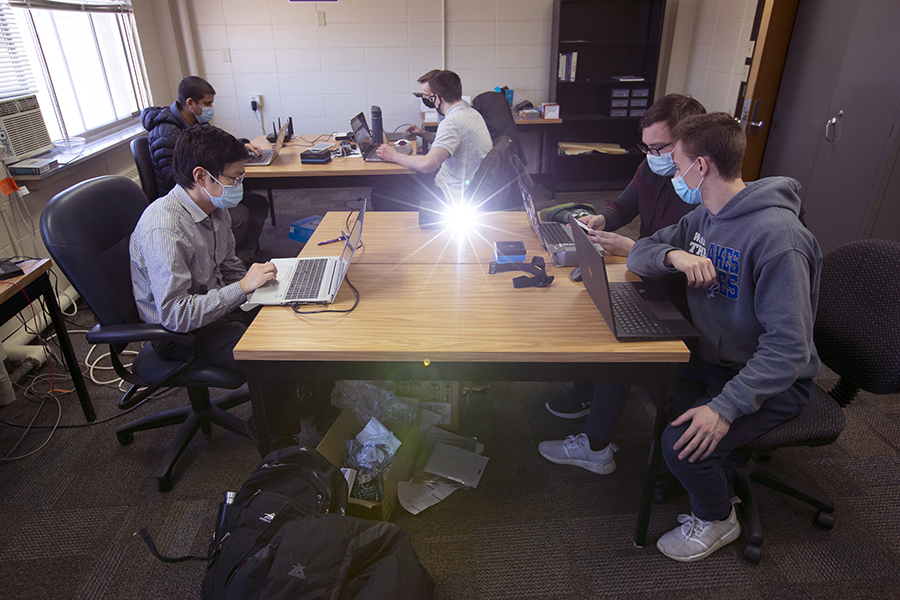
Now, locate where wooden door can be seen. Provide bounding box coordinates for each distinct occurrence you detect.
[737,0,800,180]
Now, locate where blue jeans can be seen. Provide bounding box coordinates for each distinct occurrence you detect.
[661,358,811,521]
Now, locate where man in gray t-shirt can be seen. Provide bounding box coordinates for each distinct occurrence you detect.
[377,70,492,204]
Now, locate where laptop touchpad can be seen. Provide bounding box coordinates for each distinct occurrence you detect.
[645,301,684,320]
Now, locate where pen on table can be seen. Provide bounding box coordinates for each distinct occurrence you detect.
[317,234,347,245]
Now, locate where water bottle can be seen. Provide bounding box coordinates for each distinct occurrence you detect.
[371,105,383,145]
[213,491,237,541]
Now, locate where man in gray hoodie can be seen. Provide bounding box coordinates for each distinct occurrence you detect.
[627,113,822,562]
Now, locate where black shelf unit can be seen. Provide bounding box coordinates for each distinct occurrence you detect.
[551,0,666,190]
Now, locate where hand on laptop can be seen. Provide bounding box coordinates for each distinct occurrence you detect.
[581,214,606,231]
[376,143,398,162]
[589,230,635,256]
[240,261,278,295]
[245,142,262,156]
[405,124,425,137]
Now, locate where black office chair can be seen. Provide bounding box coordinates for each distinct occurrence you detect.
[40,175,251,492]
[472,91,526,166]
[722,238,900,563]
[130,136,158,203]
[466,135,521,212]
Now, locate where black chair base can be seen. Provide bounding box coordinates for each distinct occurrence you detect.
[725,455,835,564]
[115,388,250,492]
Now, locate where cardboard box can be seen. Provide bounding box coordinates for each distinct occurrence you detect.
[391,380,460,431]
[541,102,560,119]
[316,407,420,521]
[287,215,322,243]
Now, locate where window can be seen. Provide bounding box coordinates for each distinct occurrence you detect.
[2,0,148,142]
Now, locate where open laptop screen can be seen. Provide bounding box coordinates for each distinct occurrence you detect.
[350,112,375,154]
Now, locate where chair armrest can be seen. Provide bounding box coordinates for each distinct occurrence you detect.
[86,323,197,349]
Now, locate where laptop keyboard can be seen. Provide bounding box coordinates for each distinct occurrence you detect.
[245,150,273,164]
[286,258,327,299]
[610,285,665,335]
[541,222,572,245]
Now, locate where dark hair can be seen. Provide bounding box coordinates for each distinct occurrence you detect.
[639,94,706,131]
[417,69,441,84]
[428,71,462,103]
[673,112,746,180]
[176,76,216,109]
[172,125,248,190]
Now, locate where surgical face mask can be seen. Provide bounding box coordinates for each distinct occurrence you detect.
[646,151,677,176]
[204,170,243,210]
[195,104,214,124]
[672,158,704,205]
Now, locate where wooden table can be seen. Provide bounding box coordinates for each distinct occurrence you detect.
[243,135,418,226]
[0,259,94,421]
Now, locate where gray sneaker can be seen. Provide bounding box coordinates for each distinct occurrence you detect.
[538,434,617,474]
[656,506,741,562]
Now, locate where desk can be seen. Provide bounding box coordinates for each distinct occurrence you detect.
[243,135,417,226]
[0,259,94,421]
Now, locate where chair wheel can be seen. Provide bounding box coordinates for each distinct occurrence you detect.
[815,510,835,530]
[117,431,133,446]
[157,476,173,493]
[743,543,762,564]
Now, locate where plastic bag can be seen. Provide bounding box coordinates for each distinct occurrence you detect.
[330,380,417,425]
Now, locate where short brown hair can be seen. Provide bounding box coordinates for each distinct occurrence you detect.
[428,71,462,103]
[639,94,706,131]
[417,69,440,84]
[673,112,746,180]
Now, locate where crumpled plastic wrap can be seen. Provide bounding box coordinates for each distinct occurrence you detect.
[330,380,417,425]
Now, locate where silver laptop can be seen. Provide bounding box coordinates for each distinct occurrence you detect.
[519,175,576,253]
[250,200,366,305]
[245,120,289,167]
[570,214,698,341]
[349,112,384,162]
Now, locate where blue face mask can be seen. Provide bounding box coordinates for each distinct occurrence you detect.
[196,104,214,124]
[204,171,243,210]
[672,158,704,205]
[646,151,677,176]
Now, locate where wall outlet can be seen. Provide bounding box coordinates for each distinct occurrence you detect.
[250,95,261,110]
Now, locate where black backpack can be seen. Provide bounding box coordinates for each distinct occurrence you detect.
[202,446,349,599]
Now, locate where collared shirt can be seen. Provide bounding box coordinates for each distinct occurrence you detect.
[130,184,247,333]
[431,101,493,203]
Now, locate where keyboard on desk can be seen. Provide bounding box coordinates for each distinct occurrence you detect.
[286,258,327,299]
[540,221,572,245]
[244,150,273,165]
[610,285,665,335]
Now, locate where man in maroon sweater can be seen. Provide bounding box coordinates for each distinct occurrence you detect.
[538,94,707,474]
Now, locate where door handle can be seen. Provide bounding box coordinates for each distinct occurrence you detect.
[749,99,764,131]
[824,110,843,142]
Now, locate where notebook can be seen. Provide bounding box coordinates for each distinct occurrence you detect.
[249,200,367,305]
[519,175,576,254]
[245,120,289,167]
[569,214,698,341]
[349,112,384,162]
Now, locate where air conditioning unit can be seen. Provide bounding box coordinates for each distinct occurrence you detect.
[0,95,53,163]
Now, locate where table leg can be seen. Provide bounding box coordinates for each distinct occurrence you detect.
[247,373,272,456]
[266,190,276,227]
[38,274,95,422]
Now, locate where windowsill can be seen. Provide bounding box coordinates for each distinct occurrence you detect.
[10,120,145,190]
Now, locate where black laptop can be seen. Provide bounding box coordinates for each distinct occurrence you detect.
[569,214,698,341]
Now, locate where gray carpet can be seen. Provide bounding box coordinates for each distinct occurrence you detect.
[1,189,898,599]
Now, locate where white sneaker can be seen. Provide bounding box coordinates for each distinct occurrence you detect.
[656,506,741,562]
[538,434,617,474]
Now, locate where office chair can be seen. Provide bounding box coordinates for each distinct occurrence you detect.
[40,175,251,492]
[466,135,521,211]
[472,91,527,166]
[723,238,900,563]
[130,136,158,203]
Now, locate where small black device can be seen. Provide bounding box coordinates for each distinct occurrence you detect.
[300,147,332,164]
[340,141,354,156]
[570,267,582,282]
[0,259,24,280]
[287,116,293,139]
[371,105,383,144]
[265,121,277,143]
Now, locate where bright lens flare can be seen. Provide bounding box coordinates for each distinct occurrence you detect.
[442,202,480,235]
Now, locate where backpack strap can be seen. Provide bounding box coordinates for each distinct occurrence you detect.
[137,528,207,563]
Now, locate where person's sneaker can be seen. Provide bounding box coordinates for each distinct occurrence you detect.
[656,506,741,562]
[545,392,592,419]
[537,434,617,474]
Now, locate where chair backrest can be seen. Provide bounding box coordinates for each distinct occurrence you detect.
[130,136,159,202]
[40,175,147,327]
[466,135,520,211]
[472,91,527,166]
[814,239,900,401]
